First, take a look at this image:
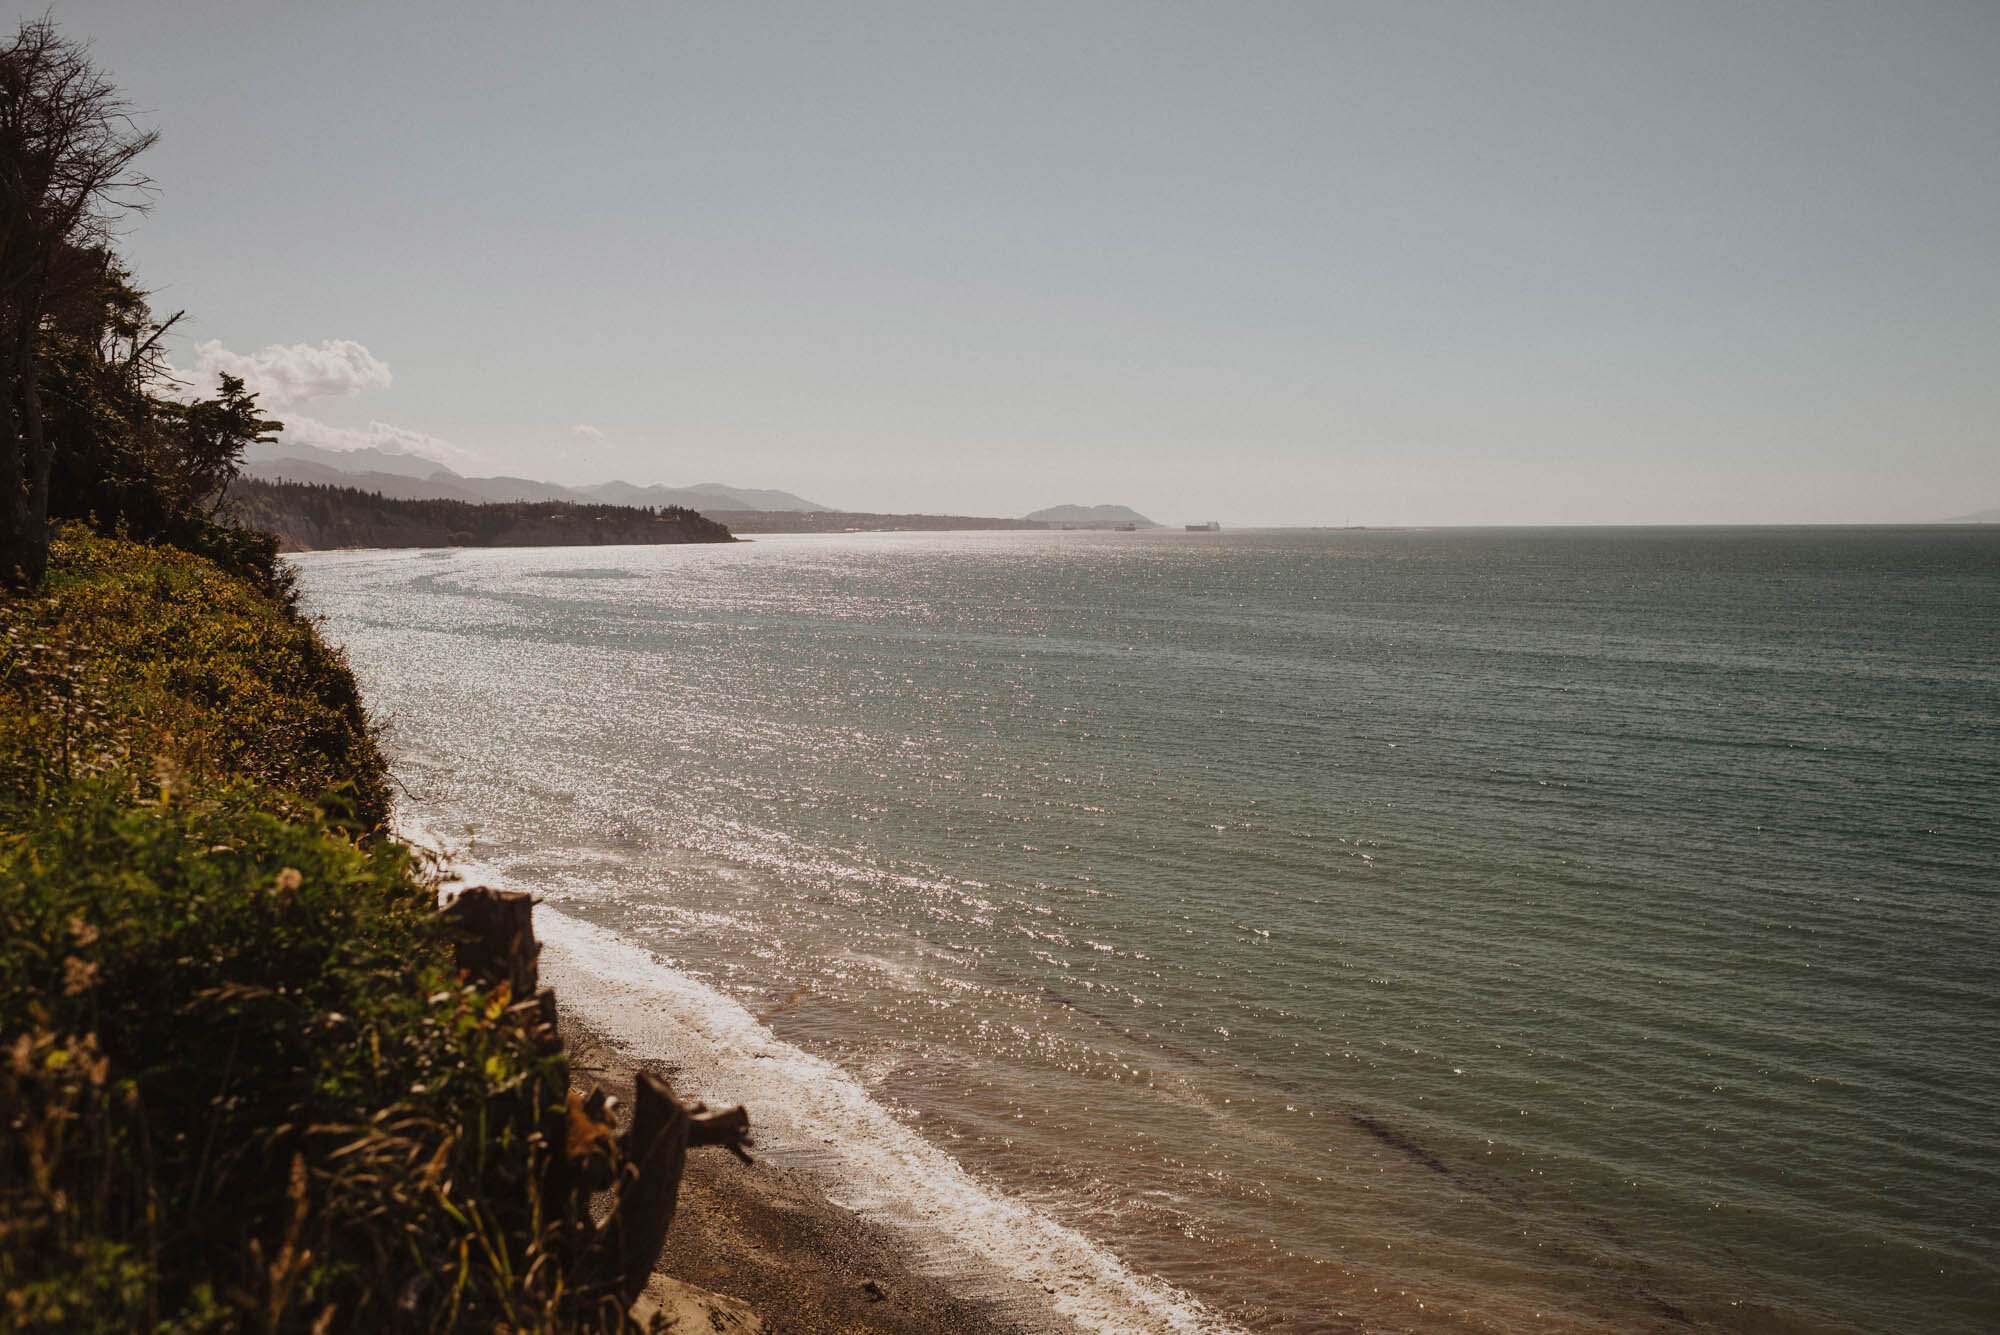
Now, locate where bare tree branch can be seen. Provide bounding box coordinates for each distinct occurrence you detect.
[0,15,157,585]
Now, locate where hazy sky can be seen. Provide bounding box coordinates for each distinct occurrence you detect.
[45,1,2000,524]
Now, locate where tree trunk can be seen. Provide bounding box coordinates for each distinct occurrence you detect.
[610,1071,693,1306]
[0,417,25,589]
[0,396,35,588]
[17,339,48,585]
[442,886,540,999]
[0,314,47,588]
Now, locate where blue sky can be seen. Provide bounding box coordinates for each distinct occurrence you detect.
[46,1,2000,523]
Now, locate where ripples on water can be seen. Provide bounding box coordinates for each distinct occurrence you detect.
[295,527,1999,1334]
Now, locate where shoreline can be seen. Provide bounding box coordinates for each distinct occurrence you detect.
[559,1008,1069,1335]
[528,903,1240,1335]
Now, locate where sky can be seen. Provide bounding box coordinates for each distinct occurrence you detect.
[39,1,2000,525]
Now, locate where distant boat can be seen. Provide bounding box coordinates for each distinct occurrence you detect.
[1113,522,1137,531]
[1185,521,1220,532]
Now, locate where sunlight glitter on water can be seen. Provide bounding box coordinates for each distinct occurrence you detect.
[301,527,2000,1334]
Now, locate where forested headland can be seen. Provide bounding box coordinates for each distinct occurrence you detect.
[233,477,736,550]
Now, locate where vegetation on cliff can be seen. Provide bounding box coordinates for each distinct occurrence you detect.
[0,21,669,1333]
[0,535,660,1333]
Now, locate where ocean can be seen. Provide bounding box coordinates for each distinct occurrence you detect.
[291,526,1999,1334]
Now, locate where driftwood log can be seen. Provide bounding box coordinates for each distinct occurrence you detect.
[442,885,752,1306]
[605,1072,757,1303]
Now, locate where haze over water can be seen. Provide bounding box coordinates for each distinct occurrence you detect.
[295,527,1998,1334]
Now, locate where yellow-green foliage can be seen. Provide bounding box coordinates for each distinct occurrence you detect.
[1,531,633,1333]
[0,528,388,830]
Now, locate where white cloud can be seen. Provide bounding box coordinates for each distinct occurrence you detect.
[278,414,486,472]
[570,423,604,440]
[172,334,484,472]
[188,338,393,407]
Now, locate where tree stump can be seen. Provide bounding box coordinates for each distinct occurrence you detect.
[434,885,753,1305]
[612,1071,691,1304]
[442,886,539,998]
[605,1072,754,1303]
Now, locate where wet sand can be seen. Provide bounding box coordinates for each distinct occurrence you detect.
[561,1011,1072,1335]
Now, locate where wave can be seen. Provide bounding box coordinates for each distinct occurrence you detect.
[437,855,1242,1335]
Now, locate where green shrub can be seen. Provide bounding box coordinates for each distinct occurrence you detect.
[2,532,631,1332]
[0,528,387,831]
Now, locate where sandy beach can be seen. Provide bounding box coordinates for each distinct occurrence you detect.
[561,1012,1069,1335]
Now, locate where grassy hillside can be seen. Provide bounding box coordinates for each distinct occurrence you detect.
[0,529,634,1333]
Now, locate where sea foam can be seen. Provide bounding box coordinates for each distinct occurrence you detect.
[421,840,1242,1335]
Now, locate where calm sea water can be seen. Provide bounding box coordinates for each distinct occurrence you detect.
[294,527,1999,1335]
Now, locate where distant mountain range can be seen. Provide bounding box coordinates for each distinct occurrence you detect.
[240,441,829,513]
[1944,508,2000,523]
[1025,503,1159,527]
[240,443,1165,529]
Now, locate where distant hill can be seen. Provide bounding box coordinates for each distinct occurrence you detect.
[583,480,717,510]
[685,482,829,512]
[449,475,594,504]
[709,509,1048,534]
[240,460,1075,536]
[1025,503,1159,528]
[241,444,828,513]
[579,480,828,513]
[241,457,506,502]
[231,478,735,550]
[243,439,457,480]
[1943,508,2000,522]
